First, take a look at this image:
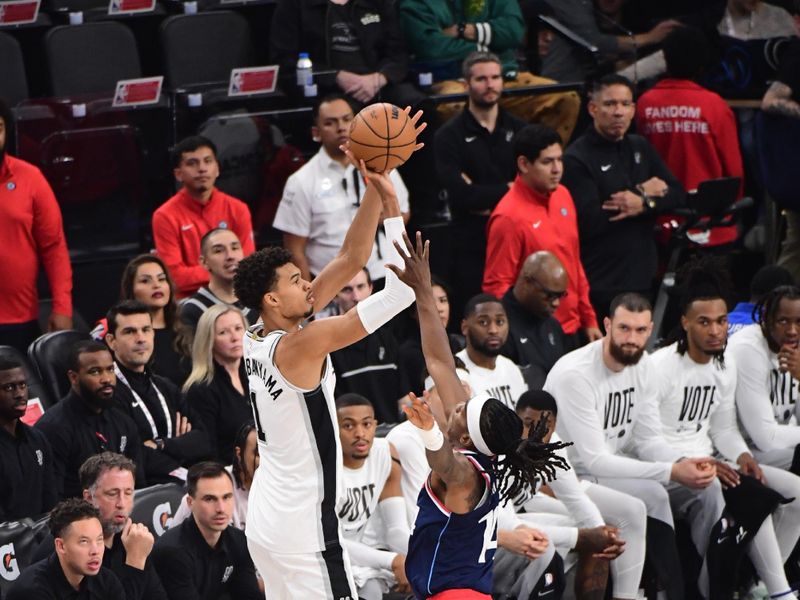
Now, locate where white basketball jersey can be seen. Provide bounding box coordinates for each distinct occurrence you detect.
[244,326,344,554]
[339,437,392,542]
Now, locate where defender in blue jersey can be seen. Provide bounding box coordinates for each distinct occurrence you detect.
[387,232,571,600]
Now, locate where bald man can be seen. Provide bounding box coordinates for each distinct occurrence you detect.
[500,251,569,390]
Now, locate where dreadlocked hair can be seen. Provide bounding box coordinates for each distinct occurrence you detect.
[478,399,572,504]
[661,255,733,367]
[755,285,800,352]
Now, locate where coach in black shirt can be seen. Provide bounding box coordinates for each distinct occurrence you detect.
[562,74,684,320]
[151,462,260,600]
[0,356,57,520]
[501,251,568,390]
[8,499,124,600]
[35,341,143,498]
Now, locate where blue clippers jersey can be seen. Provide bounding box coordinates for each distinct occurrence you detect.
[406,451,499,599]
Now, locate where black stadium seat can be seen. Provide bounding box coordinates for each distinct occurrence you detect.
[0,32,29,106]
[131,483,186,538]
[27,330,91,402]
[0,345,55,412]
[44,22,142,97]
[0,519,39,596]
[159,11,254,89]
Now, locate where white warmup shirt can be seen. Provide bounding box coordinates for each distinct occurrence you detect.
[650,343,749,461]
[273,146,409,280]
[456,349,528,410]
[728,324,800,452]
[244,326,343,554]
[340,438,392,542]
[543,340,679,482]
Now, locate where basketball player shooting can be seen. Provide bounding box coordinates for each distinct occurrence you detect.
[389,231,572,600]
[232,108,425,600]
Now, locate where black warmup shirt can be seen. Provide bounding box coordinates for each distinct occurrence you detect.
[179,287,257,331]
[113,364,208,483]
[34,391,143,498]
[32,532,167,600]
[0,422,57,521]
[500,290,567,391]
[151,516,260,600]
[185,361,251,463]
[7,553,124,600]
[151,328,190,388]
[562,127,685,293]
[328,3,371,73]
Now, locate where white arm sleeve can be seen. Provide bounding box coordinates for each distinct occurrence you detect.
[732,339,800,451]
[547,373,673,482]
[547,441,604,529]
[356,216,415,334]
[342,539,396,571]
[377,496,409,554]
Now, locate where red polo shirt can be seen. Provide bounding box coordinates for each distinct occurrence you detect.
[152,187,255,297]
[0,155,72,323]
[483,177,597,335]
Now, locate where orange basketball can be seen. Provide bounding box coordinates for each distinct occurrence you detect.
[348,103,416,173]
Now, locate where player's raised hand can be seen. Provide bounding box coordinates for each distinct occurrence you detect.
[403,392,435,431]
[387,231,431,291]
[403,106,427,154]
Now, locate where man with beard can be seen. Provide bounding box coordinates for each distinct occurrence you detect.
[0,98,73,352]
[651,262,800,600]
[180,228,257,330]
[456,294,528,410]
[434,52,527,321]
[0,356,57,520]
[35,340,143,498]
[32,452,167,600]
[544,293,716,600]
[729,285,800,471]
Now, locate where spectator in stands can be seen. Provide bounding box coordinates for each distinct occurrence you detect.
[152,136,255,298]
[434,52,527,320]
[335,394,410,599]
[544,293,721,600]
[151,461,261,600]
[269,0,424,108]
[636,26,745,248]
[179,229,256,330]
[484,123,601,343]
[35,340,143,499]
[32,453,166,600]
[539,0,682,81]
[184,305,251,463]
[397,0,581,142]
[728,285,800,471]
[562,74,685,320]
[500,252,569,390]
[761,38,800,281]
[729,264,794,337]
[0,356,57,520]
[329,268,409,424]
[273,94,410,285]
[106,301,206,485]
[0,98,72,354]
[7,499,123,600]
[456,293,528,409]
[717,0,799,39]
[172,422,257,531]
[399,275,465,395]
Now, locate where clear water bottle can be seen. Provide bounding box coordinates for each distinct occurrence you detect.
[296,52,313,87]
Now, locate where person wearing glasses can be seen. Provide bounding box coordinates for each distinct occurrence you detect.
[483,123,601,345]
[456,294,528,410]
[500,251,569,390]
[0,356,57,520]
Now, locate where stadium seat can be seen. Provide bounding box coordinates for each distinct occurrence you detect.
[159,11,254,90]
[0,345,55,412]
[27,330,91,403]
[131,483,186,538]
[0,32,29,106]
[44,22,141,97]
[0,519,38,595]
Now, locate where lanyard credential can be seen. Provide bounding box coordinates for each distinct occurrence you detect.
[114,363,173,440]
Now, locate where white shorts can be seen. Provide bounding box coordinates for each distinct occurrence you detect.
[248,538,357,600]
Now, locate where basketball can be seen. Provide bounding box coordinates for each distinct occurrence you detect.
[348,103,417,173]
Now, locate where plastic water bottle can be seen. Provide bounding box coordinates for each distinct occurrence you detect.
[296,52,313,87]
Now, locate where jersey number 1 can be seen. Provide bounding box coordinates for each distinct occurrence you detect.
[250,391,267,443]
[478,508,498,564]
